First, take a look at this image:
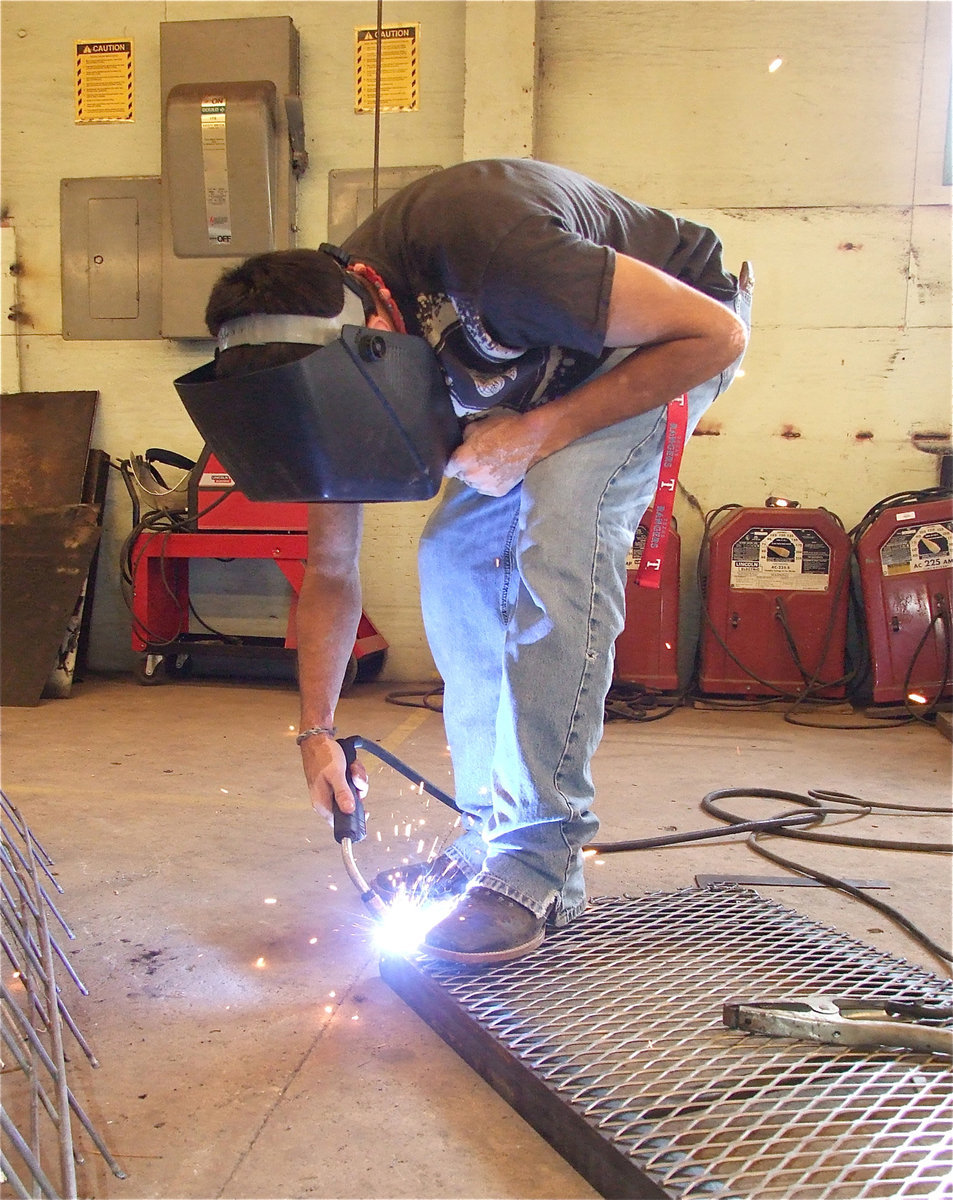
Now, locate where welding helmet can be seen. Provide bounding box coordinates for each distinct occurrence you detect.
[173,288,461,503]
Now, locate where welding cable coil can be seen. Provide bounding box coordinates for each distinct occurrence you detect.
[700,786,953,964]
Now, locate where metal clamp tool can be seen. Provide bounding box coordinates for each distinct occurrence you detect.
[723,995,953,1056]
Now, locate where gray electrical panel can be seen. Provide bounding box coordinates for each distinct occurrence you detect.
[327,166,442,245]
[160,16,303,339]
[60,177,162,341]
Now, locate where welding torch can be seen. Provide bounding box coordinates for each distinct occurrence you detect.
[327,739,839,916]
[331,736,388,920]
[330,735,468,921]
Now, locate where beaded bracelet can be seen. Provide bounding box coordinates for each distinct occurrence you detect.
[295,725,337,746]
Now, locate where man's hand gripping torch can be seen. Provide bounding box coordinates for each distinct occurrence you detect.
[331,736,388,921]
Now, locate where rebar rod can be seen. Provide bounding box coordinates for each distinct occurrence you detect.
[0,839,75,939]
[0,794,59,875]
[1,797,126,1193]
[0,1112,59,1200]
[0,884,88,995]
[24,825,77,1199]
[0,922,97,1065]
[0,1021,62,1126]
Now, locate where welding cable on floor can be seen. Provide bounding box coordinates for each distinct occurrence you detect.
[385,681,685,724]
[337,739,952,963]
[700,786,953,964]
[385,685,445,712]
[344,741,832,847]
[604,681,684,723]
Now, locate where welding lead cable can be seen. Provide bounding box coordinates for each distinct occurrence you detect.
[586,808,826,854]
[385,685,446,714]
[346,736,465,815]
[787,596,952,730]
[701,787,953,853]
[694,506,858,709]
[117,479,238,648]
[786,483,953,731]
[693,504,794,705]
[700,786,953,964]
[747,836,952,965]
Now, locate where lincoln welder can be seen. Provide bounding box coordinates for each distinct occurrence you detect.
[174,158,751,967]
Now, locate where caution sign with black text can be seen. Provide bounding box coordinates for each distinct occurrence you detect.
[75,39,134,123]
[355,25,419,113]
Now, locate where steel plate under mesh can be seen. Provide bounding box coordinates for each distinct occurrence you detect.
[380,886,952,1200]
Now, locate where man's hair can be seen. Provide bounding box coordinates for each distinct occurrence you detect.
[204,249,371,377]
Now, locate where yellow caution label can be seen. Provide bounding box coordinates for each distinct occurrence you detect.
[75,39,133,124]
[355,24,419,113]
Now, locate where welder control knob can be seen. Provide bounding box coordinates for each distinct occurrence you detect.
[357,333,387,362]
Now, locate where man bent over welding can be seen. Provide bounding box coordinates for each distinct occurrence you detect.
[200,159,750,967]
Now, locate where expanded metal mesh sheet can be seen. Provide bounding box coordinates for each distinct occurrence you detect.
[381,887,952,1200]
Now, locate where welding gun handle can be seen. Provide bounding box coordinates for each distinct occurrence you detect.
[332,736,367,845]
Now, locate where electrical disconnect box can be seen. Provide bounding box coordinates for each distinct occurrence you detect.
[160,16,304,339]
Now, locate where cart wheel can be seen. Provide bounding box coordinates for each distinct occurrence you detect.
[164,653,194,680]
[355,650,387,683]
[134,652,166,685]
[340,653,359,695]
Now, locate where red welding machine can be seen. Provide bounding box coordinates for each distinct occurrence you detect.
[614,520,681,692]
[129,445,387,684]
[698,501,851,699]
[188,447,310,532]
[854,495,952,705]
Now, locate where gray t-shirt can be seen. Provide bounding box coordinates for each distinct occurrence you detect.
[343,159,737,416]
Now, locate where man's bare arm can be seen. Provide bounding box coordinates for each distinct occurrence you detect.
[445,254,747,496]
[296,502,366,821]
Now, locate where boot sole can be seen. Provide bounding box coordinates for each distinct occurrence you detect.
[422,926,545,966]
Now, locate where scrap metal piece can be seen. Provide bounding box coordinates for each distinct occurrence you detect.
[695,874,889,889]
[381,887,953,1200]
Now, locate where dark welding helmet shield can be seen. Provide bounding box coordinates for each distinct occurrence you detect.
[173,327,461,503]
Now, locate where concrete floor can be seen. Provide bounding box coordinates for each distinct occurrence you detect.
[2,672,951,1199]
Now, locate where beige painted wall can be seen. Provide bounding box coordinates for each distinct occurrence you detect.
[2,1,950,683]
[536,0,951,668]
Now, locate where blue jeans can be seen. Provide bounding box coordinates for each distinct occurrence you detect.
[418,289,751,925]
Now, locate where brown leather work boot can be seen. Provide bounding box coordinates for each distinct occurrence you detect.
[422,886,546,966]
